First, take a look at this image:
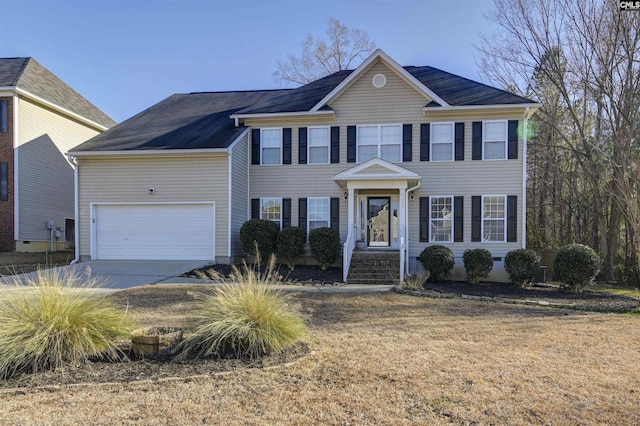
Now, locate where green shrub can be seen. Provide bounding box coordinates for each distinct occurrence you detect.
[239,219,280,257]
[463,249,494,285]
[0,269,133,379]
[308,227,341,270]
[277,226,306,269]
[418,245,455,282]
[183,255,309,360]
[553,244,601,292]
[505,249,540,287]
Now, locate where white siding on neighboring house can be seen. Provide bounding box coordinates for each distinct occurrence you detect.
[230,132,249,258]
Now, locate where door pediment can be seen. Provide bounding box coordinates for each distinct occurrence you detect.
[333,158,420,186]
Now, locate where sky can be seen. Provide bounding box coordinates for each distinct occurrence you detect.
[0,0,500,123]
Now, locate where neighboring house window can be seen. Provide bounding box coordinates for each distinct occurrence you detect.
[308,127,330,164]
[482,195,506,242]
[357,124,401,163]
[0,100,8,133]
[261,128,282,165]
[0,162,8,201]
[430,123,454,162]
[430,196,453,242]
[483,121,507,160]
[260,198,282,226]
[308,197,330,233]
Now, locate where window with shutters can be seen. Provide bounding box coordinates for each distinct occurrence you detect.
[261,128,282,165]
[307,197,329,233]
[357,124,401,163]
[430,196,453,242]
[482,195,506,242]
[308,127,330,164]
[430,123,454,162]
[260,198,282,226]
[483,121,507,160]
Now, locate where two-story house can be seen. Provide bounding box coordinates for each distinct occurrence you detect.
[69,50,539,282]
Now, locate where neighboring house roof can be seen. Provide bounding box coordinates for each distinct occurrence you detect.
[0,57,116,128]
[70,90,290,152]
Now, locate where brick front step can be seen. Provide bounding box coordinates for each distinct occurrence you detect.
[347,250,400,285]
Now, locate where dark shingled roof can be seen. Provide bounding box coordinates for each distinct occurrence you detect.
[70,90,290,152]
[0,57,116,128]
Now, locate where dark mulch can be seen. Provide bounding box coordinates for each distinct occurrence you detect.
[183,264,342,285]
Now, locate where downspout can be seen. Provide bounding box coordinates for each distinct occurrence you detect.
[522,107,530,249]
[404,181,421,277]
[67,154,80,264]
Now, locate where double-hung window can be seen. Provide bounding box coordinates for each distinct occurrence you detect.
[261,128,282,165]
[482,195,506,242]
[431,123,454,162]
[260,198,282,226]
[483,121,507,160]
[308,127,330,164]
[307,197,329,233]
[357,124,401,163]
[430,196,453,242]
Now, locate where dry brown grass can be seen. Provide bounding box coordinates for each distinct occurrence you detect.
[1,286,639,425]
[0,251,73,276]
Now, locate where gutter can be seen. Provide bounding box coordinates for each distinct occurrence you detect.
[68,148,230,158]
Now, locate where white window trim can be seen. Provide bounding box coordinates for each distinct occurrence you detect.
[482,120,508,161]
[307,197,330,235]
[430,122,455,162]
[481,194,507,243]
[356,123,402,163]
[260,197,282,227]
[260,128,282,166]
[307,126,330,165]
[429,195,454,243]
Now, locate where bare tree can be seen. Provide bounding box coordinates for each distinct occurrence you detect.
[274,17,375,86]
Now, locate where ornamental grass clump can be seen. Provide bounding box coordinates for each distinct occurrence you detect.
[0,268,133,379]
[184,253,309,360]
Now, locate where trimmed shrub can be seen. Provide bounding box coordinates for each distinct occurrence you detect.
[463,249,494,285]
[553,244,601,292]
[418,245,455,282]
[0,269,133,379]
[239,219,280,257]
[308,227,341,270]
[183,255,309,360]
[505,249,540,287]
[277,226,307,269]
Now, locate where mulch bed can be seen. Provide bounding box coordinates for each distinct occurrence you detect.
[183,264,343,285]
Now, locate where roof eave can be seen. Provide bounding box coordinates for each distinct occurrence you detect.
[230,110,336,122]
[424,103,542,117]
[68,148,230,158]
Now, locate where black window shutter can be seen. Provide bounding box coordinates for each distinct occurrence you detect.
[283,128,292,164]
[298,128,308,164]
[0,100,8,133]
[298,198,307,228]
[251,198,260,219]
[420,123,430,161]
[507,195,517,242]
[282,198,291,228]
[347,126,356,163]
[0,162,8,202]
[419,197,429,242]
[330,126,340,163]
[454,196,463,242]
[330,198,339,232]
[471,196,481,242]
[251,129,260,165]
[454,122,465,161]
[508,120,519,159]
[402,124,412,162]
[472,122,482,160]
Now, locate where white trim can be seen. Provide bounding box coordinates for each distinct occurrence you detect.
[12,96,19,240]
[356,123,403,163]
[68,148,229,158]
[71,157,79,263]
[522,111,529,248]
[311,49,449,111]
[333,157,420,181]
[307,126,330,165]
[259,197,283,228]
[423,103,542,114]
[430,122,455,162]
[481,195,507,243]
[306,197,330,235]
[228,154,232,258]
[230,110,335,121]
[482,120,508,161]
[226,128,249,153]
[428,195,454,243]
[259,128,283,166]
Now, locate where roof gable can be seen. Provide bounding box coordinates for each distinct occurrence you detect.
[333,158,421,181]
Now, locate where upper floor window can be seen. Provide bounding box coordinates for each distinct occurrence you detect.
[308,127,330,164]
[483,121,507,160]
[430,196,453,242]
[0,100,8,133]
[261,128,282,165]
[308,197,330,233]
[357,124,401,163]
[0,162,8,201]
[260,197,282,226]
[431,123,454,162]
[482,195,506,242]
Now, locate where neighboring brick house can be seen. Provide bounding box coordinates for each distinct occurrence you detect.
[69,50,539,282]
[0,58,115,252]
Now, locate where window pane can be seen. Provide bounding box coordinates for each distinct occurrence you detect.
[381,144,400,162]
[484,121,506,141]
[381,125,401,144]
[483,196,505,219]
[484,141,505,160]
[431,197,452,219]
[358,126,378,145]
[309,127,329,147]
[431,220,452,242]
[432,123,453,143]
[432,143,453,161]
[262,147,281,164]
[309,146,329,164]
[483,219,505,241]
[308,198,329,232]
[261,198,281,224]
[261,129,281,147]
[358,145,377,162]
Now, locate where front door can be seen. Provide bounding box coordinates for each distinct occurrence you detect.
[367,197,390,247]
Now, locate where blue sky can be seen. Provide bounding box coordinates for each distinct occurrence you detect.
[0,0,499,123]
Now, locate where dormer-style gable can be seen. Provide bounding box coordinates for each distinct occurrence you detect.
[333,158,420,185]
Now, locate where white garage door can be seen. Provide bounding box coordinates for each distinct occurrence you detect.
[94,203,215,260]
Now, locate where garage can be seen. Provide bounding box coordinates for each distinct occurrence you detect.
[93,203,215,260]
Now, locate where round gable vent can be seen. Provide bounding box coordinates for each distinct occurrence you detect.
[372,73,387,88]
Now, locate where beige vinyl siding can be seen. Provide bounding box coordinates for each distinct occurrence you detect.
[16,97,102,242]
[230,132,249,257]
[77,155,229,261]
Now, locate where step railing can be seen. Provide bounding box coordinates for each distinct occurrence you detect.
[343,227,355,282]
